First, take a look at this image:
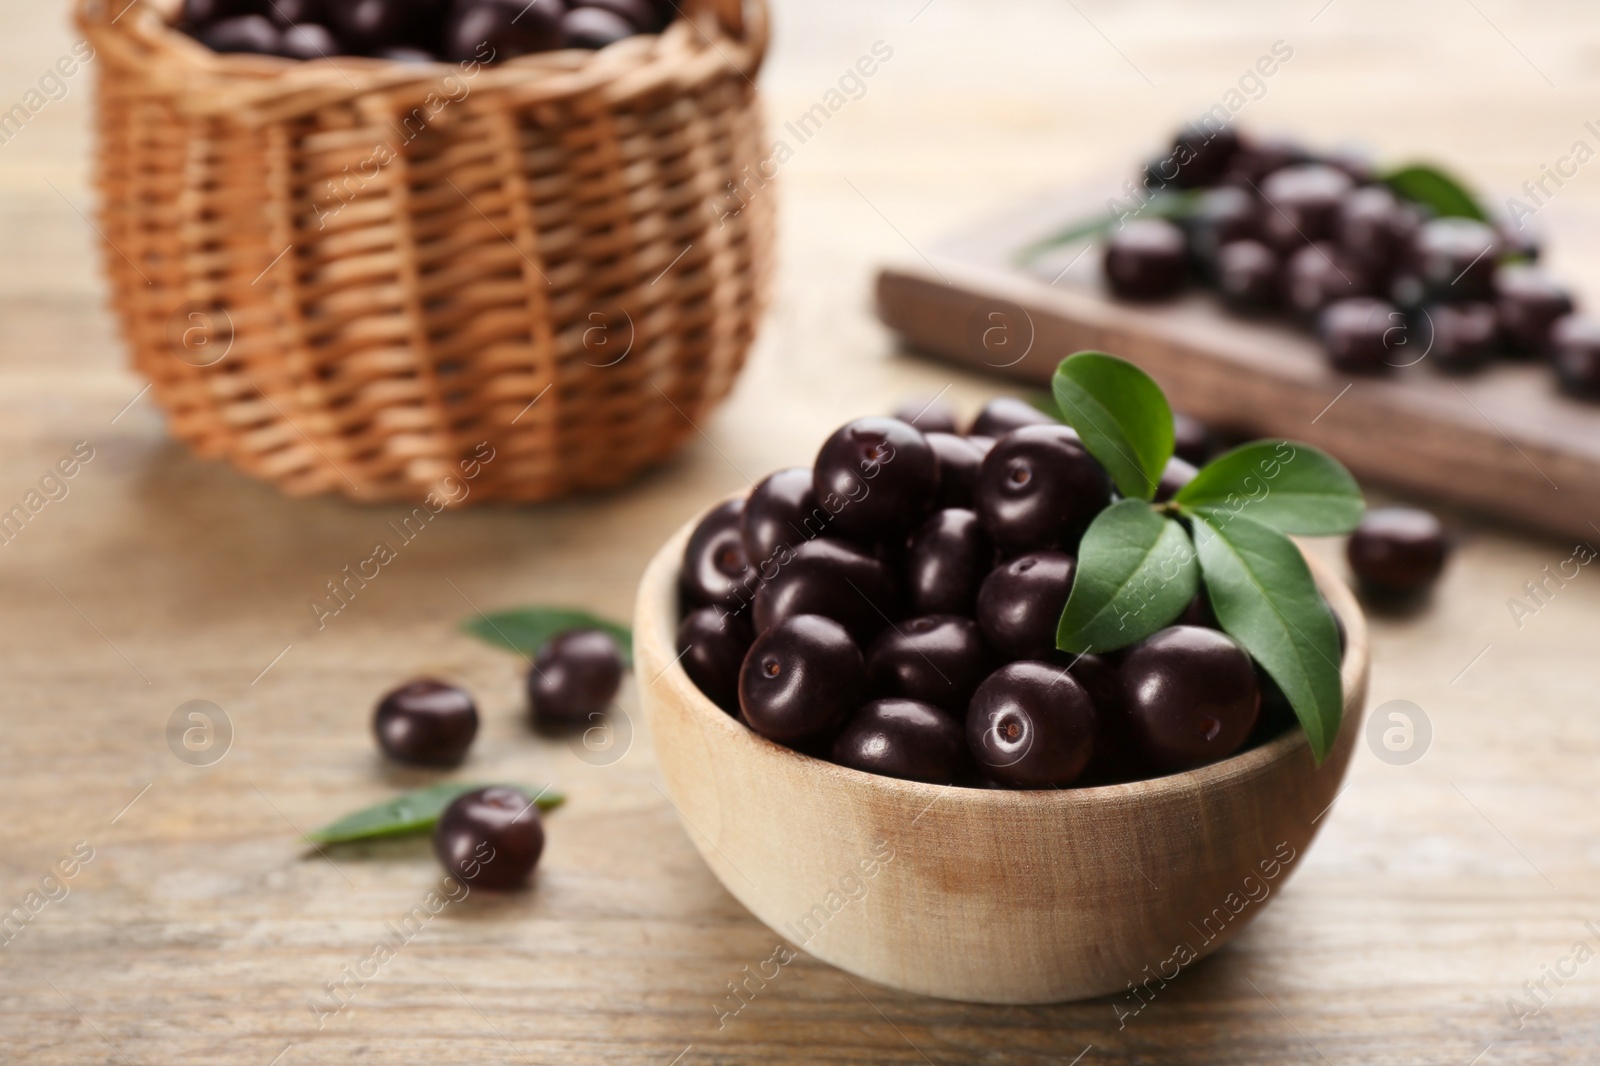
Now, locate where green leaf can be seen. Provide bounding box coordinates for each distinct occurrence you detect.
[1189,511,1343,764]
[460,607,632,668]
[1173,441,1364,535]
[1057,500,1198,654]
[307,782,565,844]
[1015,189,1201,265]
[1052,351,1175,500]
[1381,163,1487,222]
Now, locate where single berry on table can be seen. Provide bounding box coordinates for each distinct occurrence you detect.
[528,628,624,731]
[1346,506,1449,600]
[434,786,545,890]
[373,678,478,766]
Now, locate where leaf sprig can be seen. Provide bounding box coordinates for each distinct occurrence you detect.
[1050,352,1363,763]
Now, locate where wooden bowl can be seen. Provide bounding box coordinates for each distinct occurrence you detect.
[635,506,1369,1004]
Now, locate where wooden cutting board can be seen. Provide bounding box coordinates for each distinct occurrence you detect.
[875,179,1600,545]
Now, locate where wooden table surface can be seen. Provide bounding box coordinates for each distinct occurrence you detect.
[5,1,1600,1062]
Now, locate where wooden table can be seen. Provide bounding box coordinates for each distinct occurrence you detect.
[4,1,1600,1062]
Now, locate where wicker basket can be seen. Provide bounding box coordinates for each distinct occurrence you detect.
[77,0,773,502]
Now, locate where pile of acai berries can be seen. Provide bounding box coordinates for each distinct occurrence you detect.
[1094,125,1599,398]
[673,398,1321,790]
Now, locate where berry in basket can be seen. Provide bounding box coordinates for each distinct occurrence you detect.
[177,0,674,60]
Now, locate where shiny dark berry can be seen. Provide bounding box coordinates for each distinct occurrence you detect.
[891,395,959,435]
[1319,296,1401,373]
[833,698,970,784]
[443,0,563,61]
[812,417,938,543]
[865,614,992,717]
[1258,164,1354,252]
[1120,626,1261,772]
[1347,506,1448,598]
[1154,457,1197,503]
[741,468,824,566]
[968,396,1058,438]
[1417,302,1498,373]
[976,425,1112,556]
[1215,239,1280,311]
[1103,219,1189,300]
[1553,314,1600,399]
[1168,123,1241,188]
[1172,412,1215,466]
[181,0,257,29]
[905,508,990,617]
[751,537,897,646]
[276,22,341,58]
[738,614,865,744]
[434,786,544,890]
[264,0,326,28]
[200,15,280,53]
[1189,187,1259,271]
[328,0,438,50]
[1336,184,1415,282]
[1284,242,1368,319]
[563,6,633,47]
[1413,218,1500,301]
[925,433,985,509]
[373,678,478,766]
[528,628,624,730]
[681,499,756,613]
[1494,265,1574,356]
[677,606,752,714]
[966,661,1097,788]
[1225,134,1309,186]
[976,551,1075,661]
[580,0,663,31]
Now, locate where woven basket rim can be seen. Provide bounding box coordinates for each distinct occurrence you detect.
[77,0,769,116]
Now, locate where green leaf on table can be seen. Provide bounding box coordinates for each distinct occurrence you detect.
[1173,441,1364,535]
[1189,511,1343,764]
[1052,351,1174,500]
[308,782,565,844]
[460,606,633,668]
[1381,163,1487,222]
[1057,499,1198,654]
